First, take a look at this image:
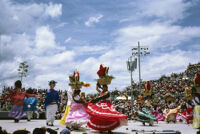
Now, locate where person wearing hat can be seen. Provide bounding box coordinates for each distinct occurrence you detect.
[63,70,90,130]
[85,65,127,133]
[44,80,61,126]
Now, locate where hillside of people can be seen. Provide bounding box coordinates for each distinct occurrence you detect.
[0,62,200,120]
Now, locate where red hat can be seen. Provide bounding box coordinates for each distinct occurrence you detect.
[97,64,106,77]
[145,81,151,90]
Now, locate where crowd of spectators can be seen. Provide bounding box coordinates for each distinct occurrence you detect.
[112,62,200,119]
[0,62,199,121]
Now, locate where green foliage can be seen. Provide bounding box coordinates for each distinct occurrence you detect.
[17,61,29,81]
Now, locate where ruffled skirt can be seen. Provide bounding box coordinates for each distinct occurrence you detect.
[8,105,26,119]
[85,100,127,131]
[65,103,90,125]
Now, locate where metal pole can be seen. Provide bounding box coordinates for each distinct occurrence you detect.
[138,41,141,91]
[130,57,134,115]
[0,33,1,57]
[130,56,133,115]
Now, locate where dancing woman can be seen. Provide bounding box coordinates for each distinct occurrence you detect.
[65,89,90,129]
[85,83,127,133]
[59,70,90,130]
[1,80,35,123]
[85,65,127,133]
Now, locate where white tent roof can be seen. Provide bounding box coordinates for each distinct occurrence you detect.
[116,96,131,100]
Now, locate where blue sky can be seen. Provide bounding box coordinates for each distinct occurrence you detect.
[0,0,200,93]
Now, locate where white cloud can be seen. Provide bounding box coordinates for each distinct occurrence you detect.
[85,14,103,27]
[0,27,75,91]
[34,26,65,55]
[0,0,62,34]
[56,22,68,28]
[115,23,200,50]
[33,51,75,67]
[64,37,72,43]
[45,2,62,18]
[135,0,192,22]
[35,26,56,49]
[34,73,66,89]
[141,50,200,81]
[71,45,108,55]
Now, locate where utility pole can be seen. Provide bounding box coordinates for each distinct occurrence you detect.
[138,42,141,91]
[132,41,150,92]
[0,33,1,57]
[127,55,137,115]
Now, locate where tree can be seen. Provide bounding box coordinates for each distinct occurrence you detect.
[18,61,29,82]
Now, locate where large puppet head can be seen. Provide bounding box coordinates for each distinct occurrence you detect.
[73,69,80,82]
[97,64,109,77]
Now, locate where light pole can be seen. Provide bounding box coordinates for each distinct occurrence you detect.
[127,56,137,115]
[132,41,150,92]
[0,33,1,57]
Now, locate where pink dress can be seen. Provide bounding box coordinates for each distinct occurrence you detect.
[65,96,90,125]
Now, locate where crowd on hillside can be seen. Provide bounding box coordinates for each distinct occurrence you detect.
[0,62,200,121]
[112,62,200,119]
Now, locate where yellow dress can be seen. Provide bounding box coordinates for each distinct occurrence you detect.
[59,88,73,126]
[59,105,71,125]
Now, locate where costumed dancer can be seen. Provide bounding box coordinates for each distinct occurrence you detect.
[142,81,152,96]
[185,87,193,101]
[136,95,157,126]
[180,103,193,124]
[192,73,200,133]
[24,88,39,121]
[65,70,90,130]
[152,107,164,122]
[165,105,182,123]
[85,64,127,133]
[0,80,35,123]
[59,76,74,125]
[152,95,163,122]
[44,80,61,126]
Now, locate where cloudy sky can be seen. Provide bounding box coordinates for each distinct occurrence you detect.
[0,0,200,93]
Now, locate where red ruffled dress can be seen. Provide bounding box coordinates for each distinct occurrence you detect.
[85,93,127,131]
